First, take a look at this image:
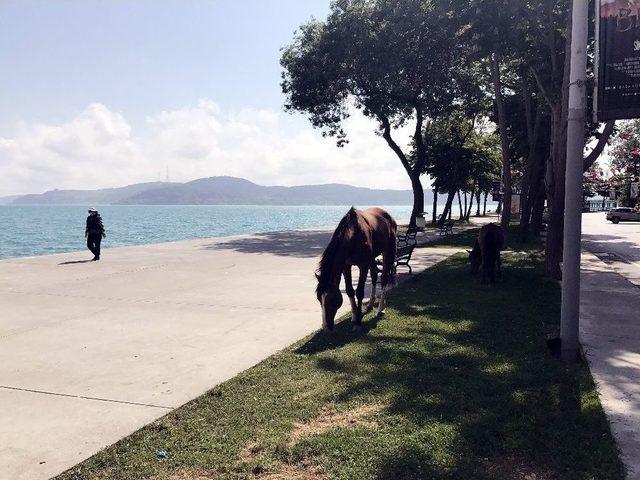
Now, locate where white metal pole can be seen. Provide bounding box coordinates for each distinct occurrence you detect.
[561,0,589,363]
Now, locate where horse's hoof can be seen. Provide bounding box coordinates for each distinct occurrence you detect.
[366,304,374,312]
[376,310,386,318]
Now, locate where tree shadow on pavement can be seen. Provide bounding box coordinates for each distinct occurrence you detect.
[201,229,331,258]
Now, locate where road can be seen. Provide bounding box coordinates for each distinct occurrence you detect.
[580,212,640,478]
[582,211,640,286]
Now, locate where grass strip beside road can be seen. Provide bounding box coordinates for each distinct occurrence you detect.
[57,234,624,480]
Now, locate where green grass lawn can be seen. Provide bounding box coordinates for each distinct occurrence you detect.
[57,235,624,480]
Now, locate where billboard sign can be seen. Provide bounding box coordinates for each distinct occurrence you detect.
[595,1,640,121]
[510,193,521,215]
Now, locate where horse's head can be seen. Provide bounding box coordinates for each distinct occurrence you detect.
[316,278,343,332]
[468,240,481,274]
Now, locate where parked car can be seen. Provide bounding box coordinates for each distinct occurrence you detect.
[606,207,640,223]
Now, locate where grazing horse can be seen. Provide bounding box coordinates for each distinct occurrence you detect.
[468,223,504,283]
[316,207,397,332]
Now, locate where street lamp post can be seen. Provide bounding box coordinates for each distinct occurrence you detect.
[561,0,589,363]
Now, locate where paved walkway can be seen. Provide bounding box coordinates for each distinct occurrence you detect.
[581,214,640,478]
[0,222,482,480]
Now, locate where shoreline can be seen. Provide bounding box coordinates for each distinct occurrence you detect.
[0,225,337,263]
[0,215,412,263]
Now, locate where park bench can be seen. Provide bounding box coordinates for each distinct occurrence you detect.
[376,229,417,274]
[437,220,455,235]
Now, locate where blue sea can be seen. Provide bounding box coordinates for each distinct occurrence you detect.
[0,203,498,260]
[0,205,420,260]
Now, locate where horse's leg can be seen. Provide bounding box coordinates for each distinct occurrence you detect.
[377,242,396,316]
[496,252,503,279]
[343,266,357,320]
[367,263,378,311]
[354,265,367,327]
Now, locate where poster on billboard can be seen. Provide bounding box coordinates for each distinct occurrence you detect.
[595,1,640,121]
[510,193,521,217]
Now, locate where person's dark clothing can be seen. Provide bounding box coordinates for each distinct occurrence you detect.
[87,233,102,259]
[86,214,105,236]
[86,213,105,259]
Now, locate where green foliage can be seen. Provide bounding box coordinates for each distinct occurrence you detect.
[424,114,501,194]
[609,120,640,177]
[281,0,476,146]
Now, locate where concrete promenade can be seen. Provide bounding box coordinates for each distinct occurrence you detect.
[581,213,640,479]
[0,224,474,480]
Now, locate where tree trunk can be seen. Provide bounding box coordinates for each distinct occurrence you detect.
[465,186,475,220]
[531,183,546,236]
[457,190,464,220]
[378,114,426,229]
[490,53,513,241]
[440,189,456,223]
[545,6,573,280]
[475,190,481,216]
[546,180,565,279]
[463,191,468,219]
[531,155,547,233]
[483,191,488,216]
[409,174,425,228]
[432,189,438,224]
[519,147,537,242]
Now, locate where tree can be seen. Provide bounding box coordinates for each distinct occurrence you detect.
[462,0,615,277]
[424,113,478,222]
[424,112,500,222]
[609,121,640,175]
[608,121,640,206]
[281,0,480,227]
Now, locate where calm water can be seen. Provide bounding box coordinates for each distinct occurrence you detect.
[0,205,421,260]
[0,203,497,260]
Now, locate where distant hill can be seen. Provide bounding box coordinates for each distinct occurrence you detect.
[8,176,430,206]
[0,195,23,205]
[9,182,171,205]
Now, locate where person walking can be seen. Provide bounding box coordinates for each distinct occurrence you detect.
[85,208,106,261]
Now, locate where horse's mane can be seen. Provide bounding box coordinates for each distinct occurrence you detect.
[316,207,358,299]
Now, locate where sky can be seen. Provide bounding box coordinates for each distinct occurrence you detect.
[0,0,413,197]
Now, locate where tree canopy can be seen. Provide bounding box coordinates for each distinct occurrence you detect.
[281,0,484,225]
[282,0,616,277]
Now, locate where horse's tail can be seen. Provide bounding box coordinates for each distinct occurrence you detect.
[386,236,397,287]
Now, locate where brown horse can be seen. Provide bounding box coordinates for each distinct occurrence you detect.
[316,207,397,332]
[468,223,504,283]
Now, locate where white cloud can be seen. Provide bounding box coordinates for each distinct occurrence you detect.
[0,100,418,196]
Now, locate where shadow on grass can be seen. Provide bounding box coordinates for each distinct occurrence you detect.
[294,252,624,479]
[295,313,383,355]
[431,224,543,253]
